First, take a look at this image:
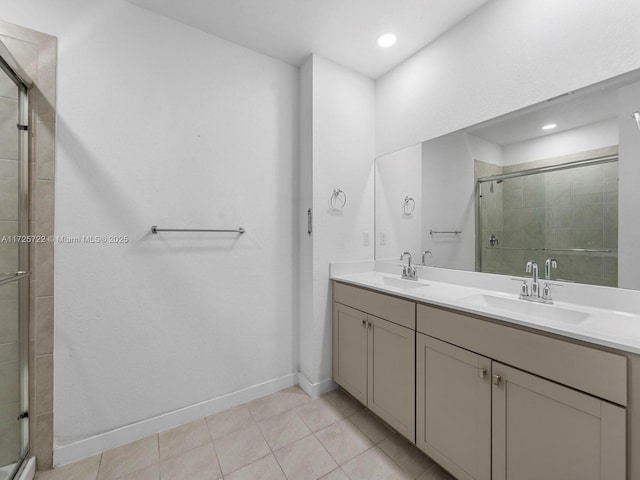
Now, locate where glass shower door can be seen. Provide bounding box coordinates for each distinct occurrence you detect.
[0,53,29,480]
[478,159,619,287]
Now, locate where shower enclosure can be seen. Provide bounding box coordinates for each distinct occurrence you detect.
[477,154,619,287]
[0,47,31,480]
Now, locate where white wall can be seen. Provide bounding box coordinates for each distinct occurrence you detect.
[422,132,475,270]
[467,134,503,167]
[376,0,640,156]
[618,82,640,289]
[298,58,314,392]
[502,119,618,166]
[375,143,422,261]
[0,0,300,461]
[299,55,375,389]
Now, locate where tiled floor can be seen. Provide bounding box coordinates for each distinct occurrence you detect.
[34,386,455,480]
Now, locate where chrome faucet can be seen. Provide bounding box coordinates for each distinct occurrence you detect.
[545,258,557,280]
[541,258,558,302]
[400,251,418,280]
[520,259,557,304]
[421,250,432,266]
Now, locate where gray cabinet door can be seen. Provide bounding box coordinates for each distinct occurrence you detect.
[416,334,491,480]
[332,303,368,404]
[367,315,415,442]
[492,362,626,480]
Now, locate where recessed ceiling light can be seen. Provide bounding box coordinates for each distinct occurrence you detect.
[542,123,557,130]
[377,33,397,48]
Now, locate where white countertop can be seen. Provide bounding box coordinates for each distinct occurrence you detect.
[330,263,640,355]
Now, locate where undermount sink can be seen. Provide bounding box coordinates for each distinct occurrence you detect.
[461,294,590,324]
[380,276,429,290]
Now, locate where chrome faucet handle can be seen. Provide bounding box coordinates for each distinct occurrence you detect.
[542,282,554,303]
[519,280,530,299]
[409,266,418,279]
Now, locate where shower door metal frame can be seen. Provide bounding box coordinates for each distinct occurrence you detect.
[0,45,32,480]
[475,154,619,273]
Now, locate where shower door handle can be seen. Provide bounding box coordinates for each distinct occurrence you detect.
[0,271,31,287]
[307,208,312,236]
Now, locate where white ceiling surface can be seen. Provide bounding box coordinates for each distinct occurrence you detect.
[466,69,640,146]
[127,0,489,79]
[467,89,619,146]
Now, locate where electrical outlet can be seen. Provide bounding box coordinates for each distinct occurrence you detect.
[363,232,370,246]
[380,232,386,246]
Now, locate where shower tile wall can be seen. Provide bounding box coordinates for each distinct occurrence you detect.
[479,154,618,287]
[0,61,20,467]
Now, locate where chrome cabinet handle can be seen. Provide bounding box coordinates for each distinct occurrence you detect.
[478,368,487,380]
[492,374,502,386]
[361,319,366,327]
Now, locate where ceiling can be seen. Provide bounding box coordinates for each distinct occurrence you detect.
[466,69,640,146]
[467,90,619,146]
[127,0,489,79]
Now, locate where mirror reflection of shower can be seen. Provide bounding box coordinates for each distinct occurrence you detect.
[489,179,503,193]
[477,152,619,287]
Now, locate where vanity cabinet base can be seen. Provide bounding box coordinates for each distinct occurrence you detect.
[332,282,416,442]
[332,281,629,480]
[492,362,625,480]
[416,334,491,480]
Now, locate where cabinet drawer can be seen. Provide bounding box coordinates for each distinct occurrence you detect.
[417,304,627,406]
[333,281,415,330]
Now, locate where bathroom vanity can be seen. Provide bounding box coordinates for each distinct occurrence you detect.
[331,269,639,480]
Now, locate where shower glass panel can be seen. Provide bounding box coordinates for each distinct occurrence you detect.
[478,158,618,287]
[0,52,29,480]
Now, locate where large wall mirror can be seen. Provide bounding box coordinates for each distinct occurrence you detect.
[375,69,640,289]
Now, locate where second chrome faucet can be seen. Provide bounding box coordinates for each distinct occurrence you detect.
[520,258,558,304]
[400,251,418,280]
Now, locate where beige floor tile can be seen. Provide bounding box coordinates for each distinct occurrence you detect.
[349,409,394,444]
[213,424,270,475]
[258,409,311,451]
[206,405,255,440]
[417,465,456,480]
[247,386,310,422]
[159,442,221,480]
[295,398,343,432]
[316,419,373,465]
[114,462,159,480]
[159,418,211,459]
[35,453,101,480]
[274,434,337,480]
[224,454,286,480]
[341,447,411,480]
[378,435,434,479]
[319,468,349,480]
[322,389,364,418]
[98,435,159,480]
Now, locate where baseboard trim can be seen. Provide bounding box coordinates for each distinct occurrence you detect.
[297,372,337,398]
[53,373,298,467]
